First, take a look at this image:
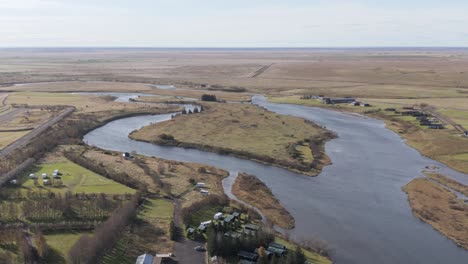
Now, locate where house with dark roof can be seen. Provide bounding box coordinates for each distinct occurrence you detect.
[237,251,258,262]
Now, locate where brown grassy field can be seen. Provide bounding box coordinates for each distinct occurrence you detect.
[74,146,228,203]
[403,178,468,249]
[130,102,332,175]
[232,173,295,229]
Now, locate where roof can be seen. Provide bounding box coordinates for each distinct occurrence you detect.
[224,215,235,223]
[267,246,286,255]
[198,224,207,231]
[237,251,258,261]
[232,212,240,217]
[136,254,153,264]
[269,242,286,250]
[244,224,259,230]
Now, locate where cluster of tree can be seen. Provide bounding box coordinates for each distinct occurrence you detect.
[0,228,49,264]
[181,195,228,225]
[68,195,140,264]
[201,94,217,101]
[22,192,121,222]
[0,202,19,223]
[207,224,307,264]
[257,246,307,264]
[206,225,274,258]
[64,150,148,192]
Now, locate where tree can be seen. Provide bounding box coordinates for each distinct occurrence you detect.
[34,229,49,259]
[201,94,217,102]
[293,246,307,264]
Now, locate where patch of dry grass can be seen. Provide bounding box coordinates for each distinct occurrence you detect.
[232,173,295,229]
[403,178,468,249]
[131,102,331,175]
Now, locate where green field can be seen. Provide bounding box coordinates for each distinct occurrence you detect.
[45,232,91,264]
[19,161,135,195]
[101,199,174,264]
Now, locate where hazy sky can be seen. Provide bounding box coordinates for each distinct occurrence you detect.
[1,0,467,47]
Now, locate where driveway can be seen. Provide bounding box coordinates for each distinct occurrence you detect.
[172,200,206,264]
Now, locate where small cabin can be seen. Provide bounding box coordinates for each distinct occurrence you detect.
[29,173,36,179]
[195,182,206,188]
[10,179,18,185]
[269,242,287,250]
[267,246,286,257]
[43,179,50,185]
[237,251,258,262]
[214,212,223,220]
[122,152,131,158]
[200,189,209,195]
[52,172,60,178]
[41,173,48,179]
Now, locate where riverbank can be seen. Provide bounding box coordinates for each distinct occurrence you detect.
[232,173,295,229]
[268,96,468,175]
[403,178,468,250]
[130,102,334,176]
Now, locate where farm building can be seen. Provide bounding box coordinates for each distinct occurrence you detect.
[135,253,153,264]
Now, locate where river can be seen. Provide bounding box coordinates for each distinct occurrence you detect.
[83,95,468,264]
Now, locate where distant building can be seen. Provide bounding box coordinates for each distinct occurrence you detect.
[135,254,153,264]
[322,97,355,104]
[10,179,17,185]
[269,242,287,250]
[123,152,131,158]
[29,173,36,179]
[195,182,206,188]
[245,224,259,231]
[200,189,209,195]
[41,173,48,179]
[464,131,468,137]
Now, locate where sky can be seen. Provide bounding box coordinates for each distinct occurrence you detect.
[0,0,468,47]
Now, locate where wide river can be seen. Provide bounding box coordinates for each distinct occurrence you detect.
[84,95,468,264]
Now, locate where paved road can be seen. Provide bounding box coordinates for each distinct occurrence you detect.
[0,107,74,157]
[172,200,206,264]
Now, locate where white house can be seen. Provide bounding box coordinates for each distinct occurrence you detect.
[10,179,17,185]
[52,172,59,178]
[54,169,59,174]
[29,173,36,179]
[43,179,50,185]
[41,173,48,179]
[200,189,209,195]
[200,220,212,227]
[214,212,223,220]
